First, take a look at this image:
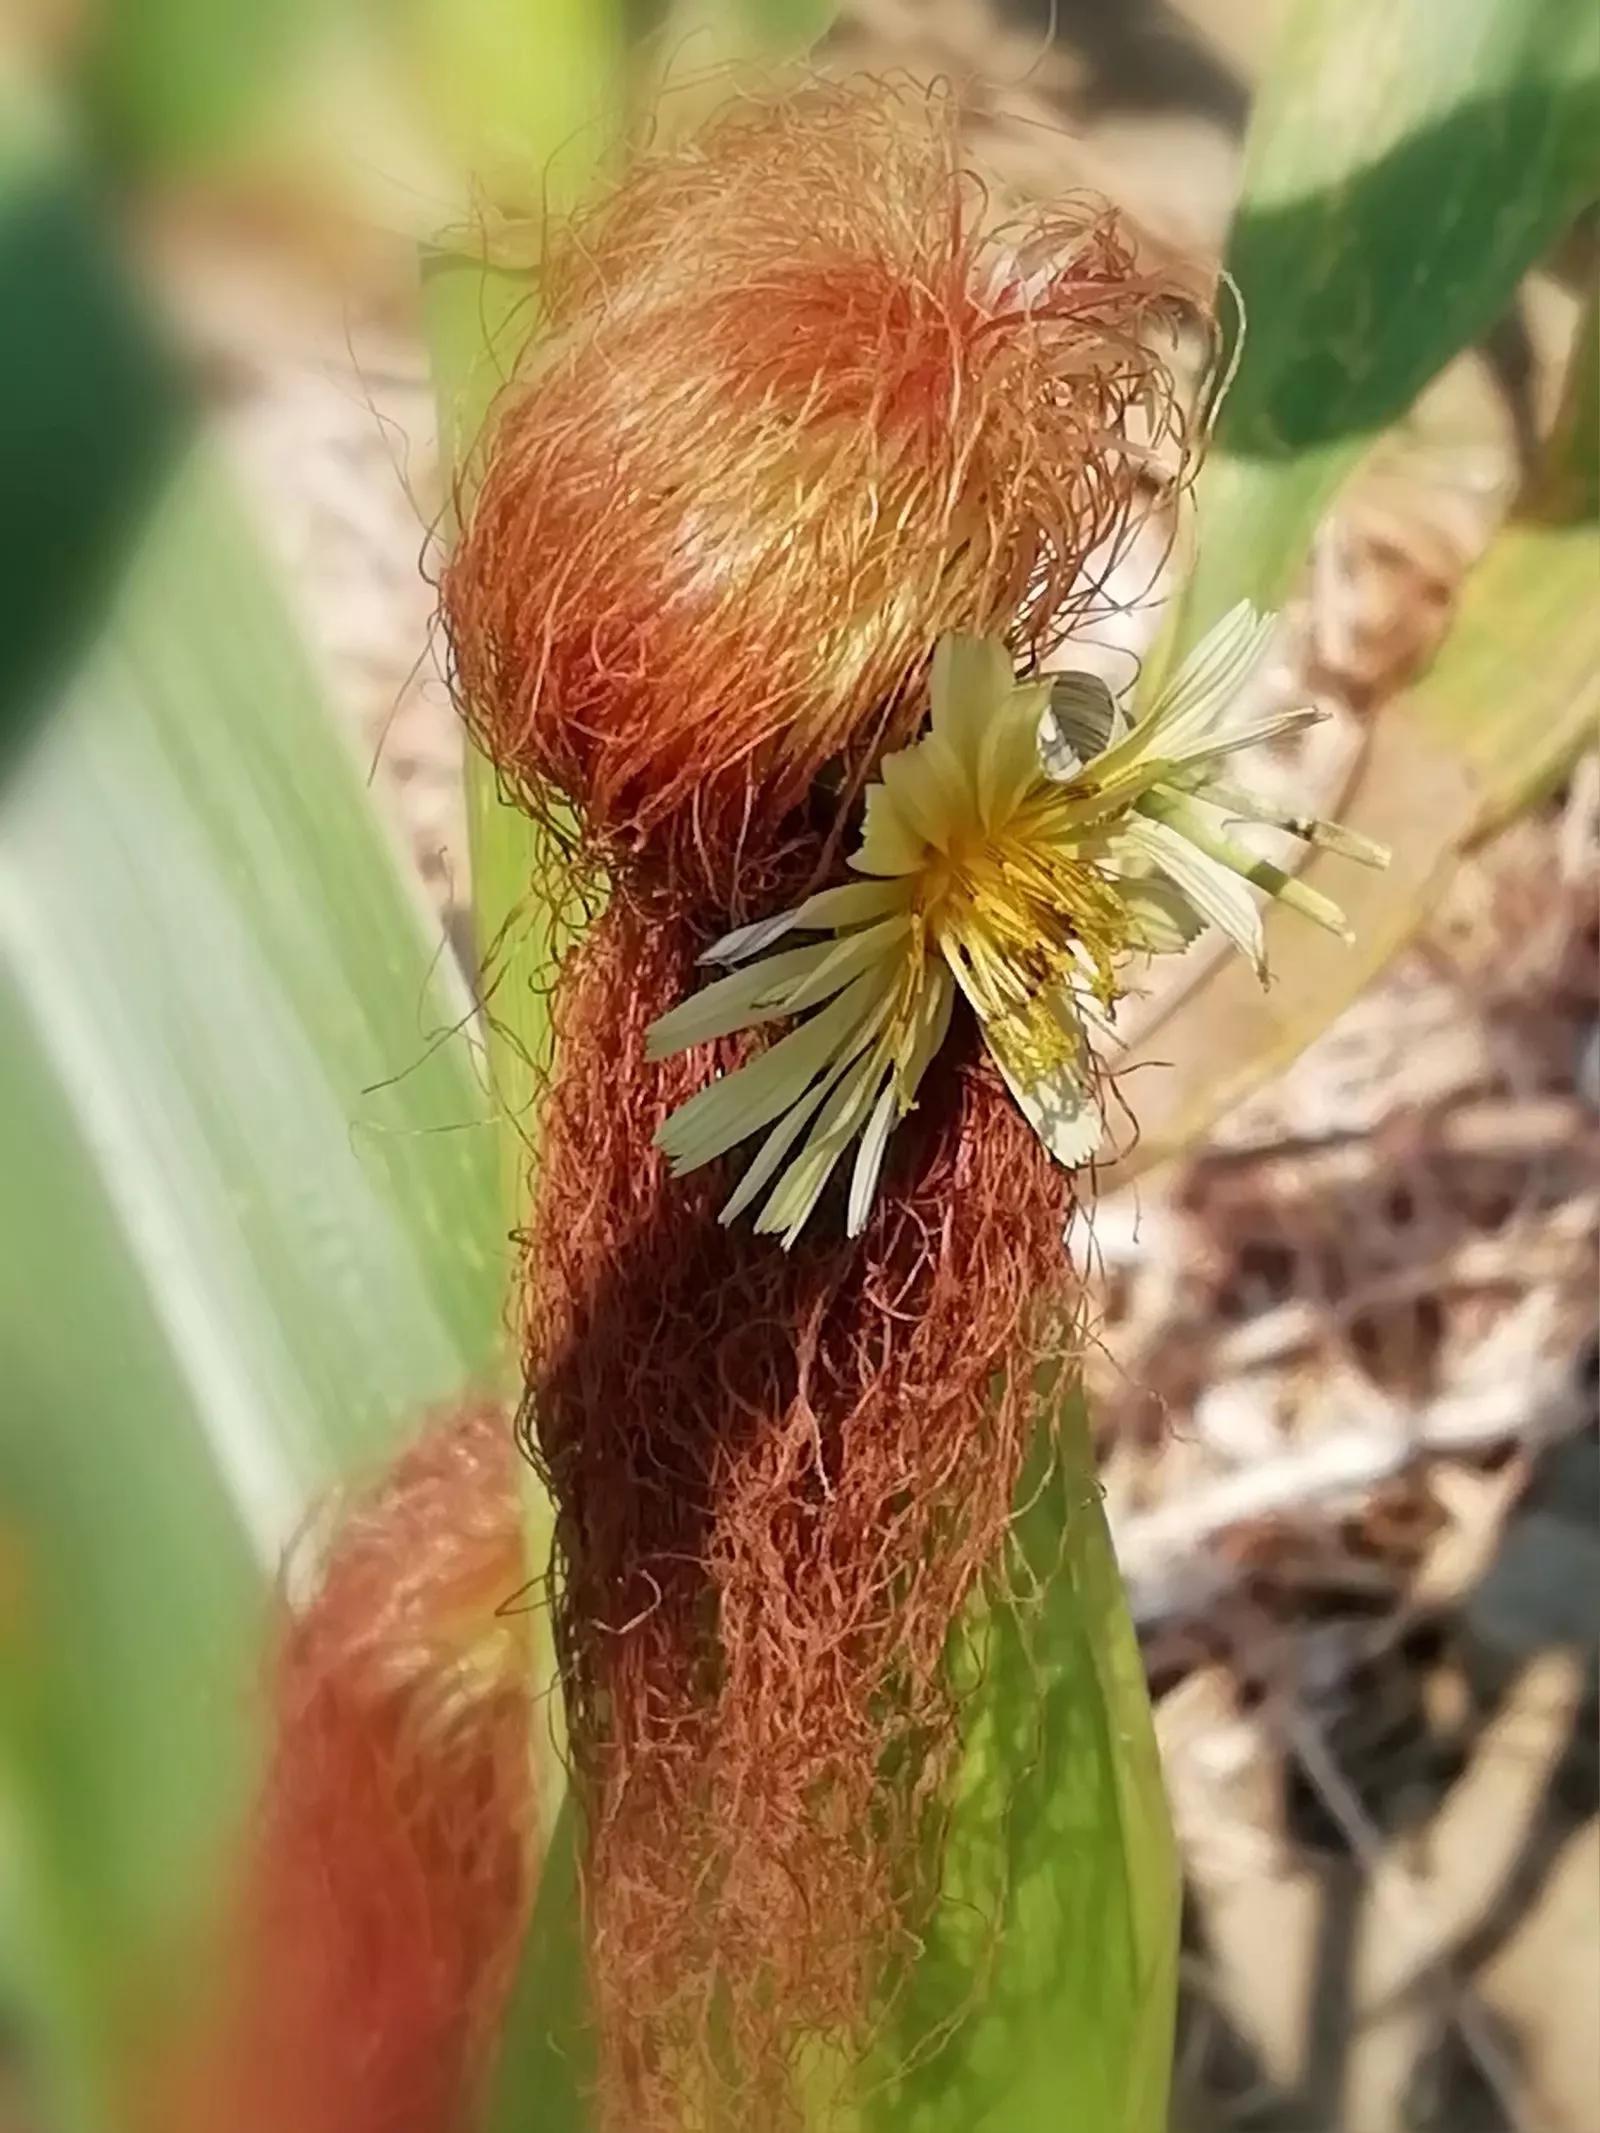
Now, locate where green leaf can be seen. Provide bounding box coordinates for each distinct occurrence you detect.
[0,142,185,765]
[0,132,507,2125]
[855,1394,1178,2133]
[421,245,567,1231]
[400,0,627,216]
[483,1801,594,2133]
[87,0,327,167]
[1524,283,1600,527]
[1180,0,1600,644]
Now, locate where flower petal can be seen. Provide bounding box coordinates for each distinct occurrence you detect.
[930,632,1017,771]
[788,874,920,929]
[1142,789,1355,942]
[717,1048,857,1227]
[1188,779,1391,867]
[1156,705,1326,779]
[755,1043,892,1248]
[986,996,1103,1168]
[1108,812,1267,975]
[732,960,953,1246]
[851,779,932,877]
[976,682,1051,831]
[1090,602,1272,787]
[778,911,913,1015]
[655,970,886,1171]
[700,876,910,967]
[1010,1070,1103,1168]
[1142,600,1276,757]
[699,905,808,969]
[877,731,970,851]
[647,938,851,1057]
[893,958,955,1100]
[1119,874,1207,955]
[846,1082,900,1237]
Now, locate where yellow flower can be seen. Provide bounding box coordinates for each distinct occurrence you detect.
[648,602,1386,1247]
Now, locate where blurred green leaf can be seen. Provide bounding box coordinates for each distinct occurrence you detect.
[0,152,185,761]
[87,0,327,167]
[858,1392,1178,2133]
[0,125,506,2124]
[418,15,628,2131]
[1522,281,1600,527]
[1180,0,1600,643]
[483,1801,593,2133]
[401,0,626,216]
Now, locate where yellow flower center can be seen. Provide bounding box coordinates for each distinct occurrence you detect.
[916,813,1131,1082]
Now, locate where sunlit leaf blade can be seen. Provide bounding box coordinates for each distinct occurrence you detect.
[856,1392,1178,2133]
[483,1802,594,2133]
[1179,0,1600,644]
[681,0,838,45]
[0,1644,108,2133]
[2,445,504,1500]
[0,134,507,2109]
[1128,2,1598,1174]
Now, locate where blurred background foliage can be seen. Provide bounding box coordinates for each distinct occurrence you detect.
[0,1,1594,2129]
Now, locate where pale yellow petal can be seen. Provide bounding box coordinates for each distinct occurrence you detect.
[985,997,1103,1168]
[756,1041,891,1248]
[717,1048,857,1227]
[788,875,920,929]
[930,632,1017,772]
[1141,790,1355,943]
[655,971,882,1172]
[1089,601,1273,786]
[702,876,916,967]
[1117,874,1206,956]
[1141,601,1275,755]
[1108,813,1266,975]
[893,958,955,1101]
[700,902,811,969]
[647,938,847,1057]
[1011,1069,1103,1168]
[976,682,1050,831]
[846,1083,900,1236]
[877,732,969,851]
[1159,705,1324,773]
[851,779,931,877]
[1187,779,1391,867]
[778,912,913,1015]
